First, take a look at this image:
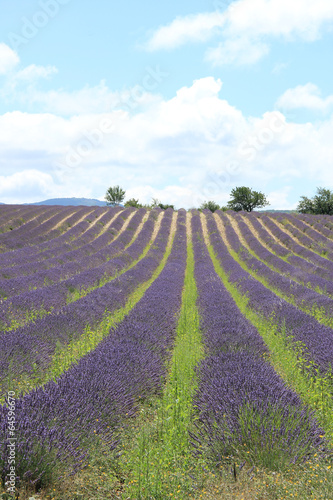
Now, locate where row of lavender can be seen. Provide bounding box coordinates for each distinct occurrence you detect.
[0,207,121,277]
[222,212,333,319]
[233,213,333,295]
[269,212,333,258]
[0,206,99,265]
[0,208,136,299]
[190,211,324,468]
[0,205,66,229]
[0,208,169,395]
[205,211,333,375]
[0,210,187,487]
[0,206,86,251]
[284,213,333,251]
[0,207,329,490]
[0,206,34,233]
[0,206,60,236]
[257,214,333,276]
[242,213,333,284]
[298,213,333,236]
[0,208,148,330]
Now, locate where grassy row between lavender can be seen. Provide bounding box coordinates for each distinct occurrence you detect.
[64,212,153,305]
[275,215,333,259]
[260,214,333,272]
[0,213,175,403]
[242,213,333,309]
[1,208,333,499]
[194,217,333,500]
[120,238,205,499]
[221,213,333,328]
[110,213,333,500]
[239,232,333,302]
[226,238,333,329]
[0,209,164,396]
[233,212,333,289]
[112,213,333,500]
[0,211,186,497]
[0,208,140,332]
[204,233,333,445]
[211,214,333,371]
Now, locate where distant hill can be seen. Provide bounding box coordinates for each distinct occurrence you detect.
[30,198,108,206]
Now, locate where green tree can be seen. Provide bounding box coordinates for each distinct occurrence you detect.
[158,203,174,210]
[227,186,270,212]
[105,185,125,206]
[150,198,174,210]
[297,187,333,215]
[200,200,221,212]
[124,198,142,208]
[297,196,315,214]
[150,197,161,208]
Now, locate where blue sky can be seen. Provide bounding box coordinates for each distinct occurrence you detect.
[0,0,332,208]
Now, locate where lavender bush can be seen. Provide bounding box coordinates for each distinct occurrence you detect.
[190,211,326,470]
[0,210,187,490]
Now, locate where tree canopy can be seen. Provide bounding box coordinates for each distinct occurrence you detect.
[150,198,174,210]
[105,185,125,206]
[297,187,333,215]
[200,200,225,212]
[227,186,270,212]
[124,198,142,208]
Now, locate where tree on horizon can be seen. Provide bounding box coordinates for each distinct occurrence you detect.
[105,185,126,206]
[297,187,333,215]
[227,187,270,212]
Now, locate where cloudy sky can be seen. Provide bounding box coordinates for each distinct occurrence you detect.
[0,0,332,208]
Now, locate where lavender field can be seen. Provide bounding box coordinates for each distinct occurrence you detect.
[0,205,333,500]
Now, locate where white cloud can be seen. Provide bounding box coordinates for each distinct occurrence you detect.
[14,64,58,82]
[0,43,20,74]
[0,169,52,192]
[0,111,74,150]
[205,36,269,66]
[24,82,121,115]
[144,12,224,51]
[143,0,333,65]
[267,186,295,210]
[276,83,333,113]
[0,64,59,108]
[1,69,116,115]
[1,77,333,209]
[221,0,333,40]
[1,65,166,116]
[0,170,56,204]
[0,169,93,204]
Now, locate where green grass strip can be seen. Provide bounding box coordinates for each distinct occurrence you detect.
[205,237,333,446]
[1,214,174,403]
[122,239,205,500]
[65,214,153,305]
[222,222,333,329]
[0,212,146,332]
[219,215,333,328]
[267,216,330,259]
[0,305,52,333]
[236,216,333,298]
